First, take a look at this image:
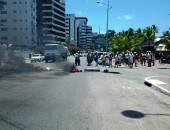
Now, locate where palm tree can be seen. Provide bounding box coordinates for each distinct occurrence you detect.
[151,24,159,38]
[163,31,170,49]
[143,26,155,51]
[133,28,145,52]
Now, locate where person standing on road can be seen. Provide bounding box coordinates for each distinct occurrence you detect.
[102,53,106,67]
[134,53,139,67]
[147,52,152,66]
[93,52,99,66]
[129,52,134,68]
[87,52,92,66]
[152,53,155,66]
[109,53,113,67]
[74,52,80,66]
[141,52,146,66]
[115,54,119,68]
[29,52,32,59]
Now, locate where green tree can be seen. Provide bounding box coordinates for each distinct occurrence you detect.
[163,31,170,49]
[143,25,158,49]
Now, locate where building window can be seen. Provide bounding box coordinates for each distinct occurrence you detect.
[13,28,17,30]
[20,11,22,13]
[20,1,22,4]
[25,1,27,4]
[1,2,7,5]
[13,36,17,39]
[20,28,22,30]
[25,19,27,22]
[26,28,28,30]
[20,19,22,22]
[1,19,7,23]
[1,11,7,14]
[1,28,7,31]
[13,10,17,13]
[25,11,27,13]
[13,19,17,22]
[13,2,17,4]
[1,36,8,40]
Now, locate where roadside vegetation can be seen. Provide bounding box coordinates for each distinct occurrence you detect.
[96,25,170,53]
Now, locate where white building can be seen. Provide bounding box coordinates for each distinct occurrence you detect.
[75,17,88,50]
[86,26,92,50]
[65,14,77,46]
[0,0,37,47]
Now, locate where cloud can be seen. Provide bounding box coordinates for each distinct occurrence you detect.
[117,15,135,20]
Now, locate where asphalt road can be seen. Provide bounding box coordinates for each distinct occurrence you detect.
[0,56,170,130]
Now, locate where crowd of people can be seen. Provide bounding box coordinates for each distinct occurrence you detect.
[73,51,169,68]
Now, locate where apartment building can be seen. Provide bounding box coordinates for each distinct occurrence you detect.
[86,26,92,50]
[0,0,37,47]
[36,0,66,46]
[75,17,88,50]
[65,14,76,47]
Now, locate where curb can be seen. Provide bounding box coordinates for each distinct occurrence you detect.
[144,77,170,96]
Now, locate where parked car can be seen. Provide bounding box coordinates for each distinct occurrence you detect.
[31,54,44,62]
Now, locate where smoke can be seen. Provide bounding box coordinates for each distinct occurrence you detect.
[0,47,35,75]
[0,46,75,78]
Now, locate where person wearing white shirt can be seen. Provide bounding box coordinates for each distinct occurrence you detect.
[129,53,134,68]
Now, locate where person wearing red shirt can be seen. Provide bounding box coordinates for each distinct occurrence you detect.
[134,53,139,67]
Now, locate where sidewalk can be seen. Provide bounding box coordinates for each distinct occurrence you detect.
[144,76,170,96]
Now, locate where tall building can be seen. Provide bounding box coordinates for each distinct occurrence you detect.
[36,0,66,46]
[65,14,76,47]
[0,0,37,47]
[75,17,88,50]
[86,26,92,50]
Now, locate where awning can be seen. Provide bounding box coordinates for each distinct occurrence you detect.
[155,44,170,52]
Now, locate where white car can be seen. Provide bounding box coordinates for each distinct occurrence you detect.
[31,54,44,62]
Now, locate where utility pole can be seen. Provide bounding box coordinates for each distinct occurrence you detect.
[97,0,112,52]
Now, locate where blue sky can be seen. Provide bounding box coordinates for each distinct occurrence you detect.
[65,0,170,36]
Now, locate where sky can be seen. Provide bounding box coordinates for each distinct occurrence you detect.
[65,0,170,36]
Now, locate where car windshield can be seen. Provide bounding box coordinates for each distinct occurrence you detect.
[45,45,58,50]
[33,54,40,57]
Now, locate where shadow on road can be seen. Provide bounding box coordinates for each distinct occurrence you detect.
[121,110,170,119]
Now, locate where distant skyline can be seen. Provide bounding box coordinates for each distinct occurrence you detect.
[66,0,170,36]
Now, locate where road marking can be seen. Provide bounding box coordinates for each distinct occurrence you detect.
[122,86,143,90]
[147,79,166,85]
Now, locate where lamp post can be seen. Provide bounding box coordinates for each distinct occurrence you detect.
[96,0,112,52]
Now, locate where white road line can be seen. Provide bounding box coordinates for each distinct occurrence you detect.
[147,79,166,85]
